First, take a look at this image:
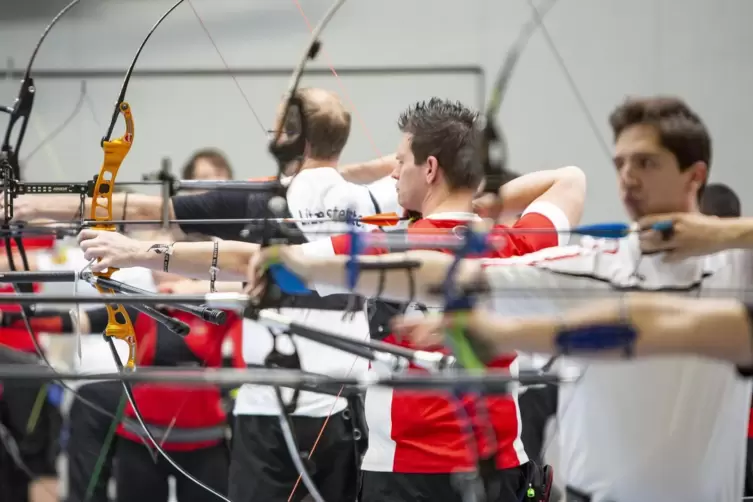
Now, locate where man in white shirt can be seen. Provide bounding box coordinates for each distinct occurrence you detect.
[228,88,397,502]
[247,95,751,502]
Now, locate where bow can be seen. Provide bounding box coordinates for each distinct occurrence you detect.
[0,1,135,494]
[0,0,84,355]
[244,2,350,501]
[81,2,237,501]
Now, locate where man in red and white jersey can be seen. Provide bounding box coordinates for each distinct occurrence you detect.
[268,96,752,502]
[282,98,586,501]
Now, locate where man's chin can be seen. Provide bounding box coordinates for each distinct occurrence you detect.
[622,201,646,221]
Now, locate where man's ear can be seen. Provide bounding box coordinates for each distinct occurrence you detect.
[688,161,708,196]
[425,155,439,184]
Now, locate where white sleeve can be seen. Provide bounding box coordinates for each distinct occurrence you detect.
[110,267,157,293]
[366,176,401,215]
[298,240,350,297]
[482,245,622,316]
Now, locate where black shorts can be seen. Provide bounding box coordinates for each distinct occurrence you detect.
[746,437,753,497]
[0,378,62,502]
[518,385,558,463]
[229,410,359,502]
[360,463,529,502]
[115,437,229,502]
[66,381,124,502]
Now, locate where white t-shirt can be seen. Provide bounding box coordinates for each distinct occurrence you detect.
[481,234,753,502]
[37,243,156,383]
[366,176,402,215]
[234,169,401,417]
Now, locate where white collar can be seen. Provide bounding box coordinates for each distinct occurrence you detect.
[425,211,481,221]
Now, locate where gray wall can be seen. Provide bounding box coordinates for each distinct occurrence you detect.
[1,0,752,222]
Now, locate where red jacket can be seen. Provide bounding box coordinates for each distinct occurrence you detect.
[117,309,241,451]
[0,236,56,352]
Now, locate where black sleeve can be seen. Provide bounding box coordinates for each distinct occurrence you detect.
[736,302,753,378]
[172,190,253,240]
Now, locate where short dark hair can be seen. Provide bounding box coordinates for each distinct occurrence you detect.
[283,88,351,160]
[181,148,234,180]
[701,183,741,218]
[609,96,712,195]
[398,98,482,190]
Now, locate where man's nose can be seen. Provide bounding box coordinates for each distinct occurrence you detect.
[390,166,400,180]
[620,164,640,188]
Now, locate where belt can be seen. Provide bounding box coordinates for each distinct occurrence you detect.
[245,364,363,398]
[122,419,227,443]
[278,292,363,311]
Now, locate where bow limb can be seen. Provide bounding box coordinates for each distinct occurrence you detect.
[92,0,186,367]
[478,0,560,207]
[89,2,234,501]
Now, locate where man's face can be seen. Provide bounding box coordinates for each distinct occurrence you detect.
[392,133,432,212]
[192,158,231,181]
[613,124,704,219]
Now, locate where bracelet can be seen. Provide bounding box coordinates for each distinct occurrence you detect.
[209,240,219,293]
[146,242,175,272]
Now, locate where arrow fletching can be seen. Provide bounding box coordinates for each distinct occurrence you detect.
[358,213,401,226]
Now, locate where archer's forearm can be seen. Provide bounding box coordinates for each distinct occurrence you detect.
[719,217,753,250]
[292,250,478,304]
[491,294,753,366]
[624,294,753,365]
[338,154,397,184]
[136,240,258,281]
[498,166,583,214]
[25,193,171,225]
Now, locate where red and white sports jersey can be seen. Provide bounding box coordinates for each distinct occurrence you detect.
[301,201,570,473]
[480,235,753,502]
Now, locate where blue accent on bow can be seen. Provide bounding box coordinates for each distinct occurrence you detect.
[268,264,311,295]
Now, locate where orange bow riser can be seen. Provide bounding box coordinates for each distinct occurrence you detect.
[90,102,137,369]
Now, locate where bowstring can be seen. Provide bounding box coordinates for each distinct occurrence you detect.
[182,3,351,501]
[520,0,613,469]
[282,0,399,498]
